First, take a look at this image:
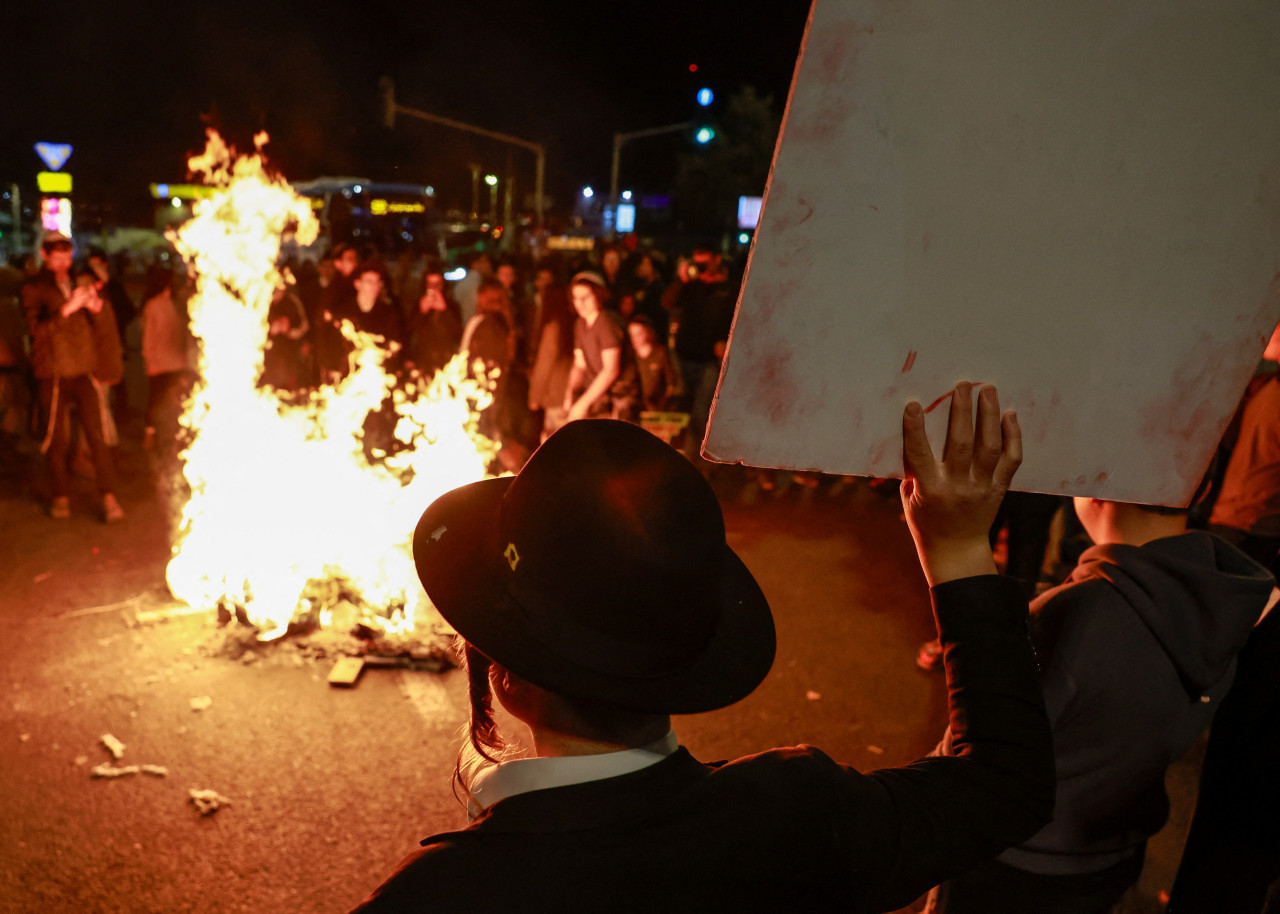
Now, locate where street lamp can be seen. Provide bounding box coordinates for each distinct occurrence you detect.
[484,174,499,221]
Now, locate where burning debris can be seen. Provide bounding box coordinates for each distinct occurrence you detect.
[162,130,499,644]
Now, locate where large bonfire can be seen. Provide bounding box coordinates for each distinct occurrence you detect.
[164,130,497,640]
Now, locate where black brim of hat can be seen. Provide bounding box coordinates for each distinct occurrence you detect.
[414,477,775,715]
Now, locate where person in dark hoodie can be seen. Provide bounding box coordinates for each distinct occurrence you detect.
[926,496,1275,914]
[1165,589,1280,913]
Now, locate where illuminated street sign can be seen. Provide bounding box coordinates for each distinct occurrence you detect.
[34,142,73,172]
[149,183,218,201]
[37,172,73,194]
[41,197,72,235]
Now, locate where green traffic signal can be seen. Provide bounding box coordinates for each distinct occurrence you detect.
[695,126,716,144]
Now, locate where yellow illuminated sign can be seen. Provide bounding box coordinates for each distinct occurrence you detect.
[369,199,426,215]
[547,235,596,252]
[149,183,218,200]
[37,171,73,194]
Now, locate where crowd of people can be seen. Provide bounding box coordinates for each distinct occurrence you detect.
[0,230,745,517]
[247,236,737,474]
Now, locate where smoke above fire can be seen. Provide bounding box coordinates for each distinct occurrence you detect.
[164,130,497,639]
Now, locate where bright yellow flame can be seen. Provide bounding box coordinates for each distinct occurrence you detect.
[165,130,498,639]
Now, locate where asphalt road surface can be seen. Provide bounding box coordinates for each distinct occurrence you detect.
[0,422,1196,913]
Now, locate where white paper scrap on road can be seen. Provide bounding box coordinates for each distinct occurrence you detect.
[705,0,1280,505]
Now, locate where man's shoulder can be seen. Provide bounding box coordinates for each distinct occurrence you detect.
[348,839,484,912]
[21,270,56,295]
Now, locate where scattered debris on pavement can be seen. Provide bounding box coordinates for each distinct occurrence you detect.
[101,733,125,760]
[188,788,231,816]
[327,656,364,687]
[92,763,140,779]
[88,735,168,780]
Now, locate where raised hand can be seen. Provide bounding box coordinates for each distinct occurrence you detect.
[900,382,1021,586]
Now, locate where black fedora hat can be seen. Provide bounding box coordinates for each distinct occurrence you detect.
[413,419,775,714]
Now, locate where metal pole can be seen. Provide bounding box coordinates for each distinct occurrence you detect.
[606,121,693,241]
[502,150,515,251]
[10,184,21,252]
[609,133,623,241]
[386,92,547,232]
[534,150,545,228]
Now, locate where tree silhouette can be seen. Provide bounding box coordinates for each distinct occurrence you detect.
[673,86,782,233]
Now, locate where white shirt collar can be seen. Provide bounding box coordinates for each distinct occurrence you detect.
[468,730,679,820]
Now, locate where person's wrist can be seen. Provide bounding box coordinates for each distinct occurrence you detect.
[915,539,998,588]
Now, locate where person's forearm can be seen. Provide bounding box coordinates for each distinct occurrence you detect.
[563,365,586,408]
[863,574,1053,910]
[930,575,1052,820]
[574,366,617,412]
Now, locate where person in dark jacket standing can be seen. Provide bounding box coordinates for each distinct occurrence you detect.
[21,233,124,522]
[666,247,736,448]
[349,382,1055,913]
[927,498,1275,913]
[405,260,461,379]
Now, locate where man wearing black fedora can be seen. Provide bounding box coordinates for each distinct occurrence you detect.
[351,382,1053,912]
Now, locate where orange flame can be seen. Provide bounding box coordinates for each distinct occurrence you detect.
[165,130,497,639]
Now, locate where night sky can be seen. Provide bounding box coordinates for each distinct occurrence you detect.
[8,0,812,225]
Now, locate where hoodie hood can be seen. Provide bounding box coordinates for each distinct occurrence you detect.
[1065,531,1273,697]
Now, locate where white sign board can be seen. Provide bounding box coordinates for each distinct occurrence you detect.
[706,0,1280,506]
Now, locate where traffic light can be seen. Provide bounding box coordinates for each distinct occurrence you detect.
[693,87,716,144]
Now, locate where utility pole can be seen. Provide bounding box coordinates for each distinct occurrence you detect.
[608,121,693,240]
[380,77,546,229]
[9,184,21,252]
[502,149,515,251]
[469,163,481,219]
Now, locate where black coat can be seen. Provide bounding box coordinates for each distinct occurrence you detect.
[350,576,1054,913]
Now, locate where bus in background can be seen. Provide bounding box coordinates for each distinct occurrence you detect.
[150,177,502,264]
[291,177,439,253]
